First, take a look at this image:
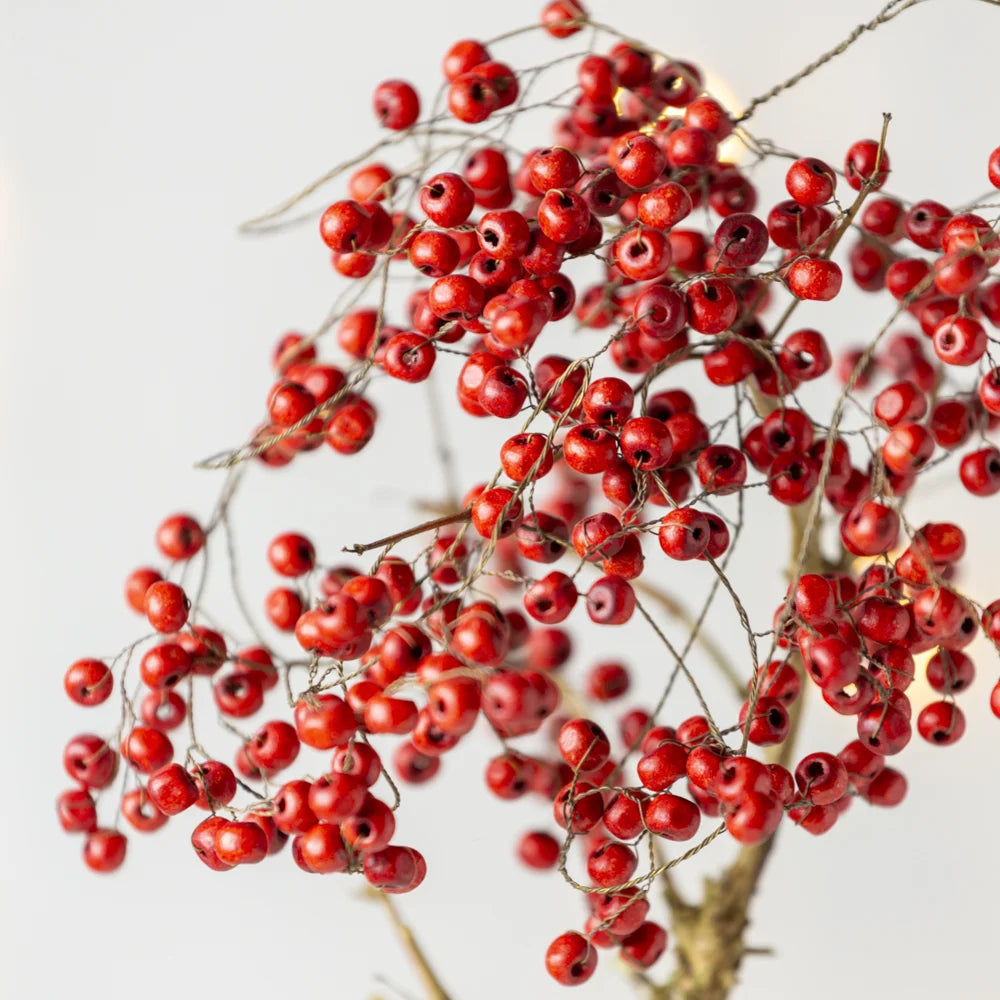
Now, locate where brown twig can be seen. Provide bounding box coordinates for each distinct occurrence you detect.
[651,115,897,999]
[735,0,922,123]
[632,578,747,699]
[344,510,471,555]
[654,501,827,1000]
[374,891,452,1000]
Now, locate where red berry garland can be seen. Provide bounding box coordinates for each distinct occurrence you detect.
[56,0,1000,993]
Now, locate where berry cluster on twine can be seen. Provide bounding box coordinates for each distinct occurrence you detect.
[58,0,1000,991]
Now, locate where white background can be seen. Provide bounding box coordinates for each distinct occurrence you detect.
[3,1,1000,997]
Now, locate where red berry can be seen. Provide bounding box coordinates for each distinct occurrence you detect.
[686,278,738,334]
[588,840,638,888]
[786,157,836,206]
[844,139,890,190]
[917,700,966,745]
[214,820,268,866]
[794,752,848,805]
[83,829,128,873]
[156,514,205,560]
[57,788,97,833]
[121,726,173,774]
[864,768,907,806]
[373,79,420,130]
[586,661,630,701]
[121,787,168,833]
[787,257,842,301]
[143,580,189,633]
[517,830,561,870]
[644,793,701,840]
[147,763,199,815]
[190,816,233,870]
[125,566,161,614]
[320,200,372,253]
[63,734,117,789]
[191,760,237,810]
[267,532,315,576]
[342,794,396,852]
[960,447,1000,496]
[545,931,597,985]
[558,718,610,772]
[64,658,113,706]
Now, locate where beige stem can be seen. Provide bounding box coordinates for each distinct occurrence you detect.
[375,891,453,1000]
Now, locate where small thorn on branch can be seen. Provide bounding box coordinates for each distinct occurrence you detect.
[343,510,471,555]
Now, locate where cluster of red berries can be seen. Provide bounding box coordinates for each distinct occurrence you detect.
[59,0,1000,988]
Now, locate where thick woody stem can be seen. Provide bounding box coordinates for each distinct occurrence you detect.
[652,502,833,1000]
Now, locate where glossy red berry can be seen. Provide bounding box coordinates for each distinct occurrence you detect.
[441,38,490,80]
[794,752,848,805]
[841,500,899,556]
[213,671,264,718]
[214,820,268,866]
[190,816,233,870]
[610,132,666,189]
[63,734,117,789]
[558,718,610,772]
[308,771,366,824]
[658,507,710,561]
[57,788,97,833]
[342,794,396,852]
[613,227,672,281]
[156,514,205,561]
[364,845,425,892]
[420,173,475,227]
[373,79,420,130]
[545,931,597,986]
[147,763,199,815]
[124,566,161,613]
[64,658,113,706]
[191,760,237,810]
[267,532,315,577]
[917,700,966,745]
[586,661,630,701]
[121,787,168,833]
[844,139,890,190]
[768,200,823,250]
[787,257,842,301]
[143,580,189,633]
[83,829,128,873]
[644,792,701,841]
[713,212,769,267]
[785,157,836,206]
[638,742,688,792]
[933,315,987,367]
[121,726,173,774]
[320,200,372,253]
[517,830,560,870]
[857,703,911,756]
[586,574,635,625]
[563,424,618,475]
[247,720,300,774]
[960,447,1000,496]
[471,487,523,539]
[686,278,738,334]
[588,841,638,888]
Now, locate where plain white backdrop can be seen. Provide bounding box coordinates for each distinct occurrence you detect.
[3,1,1000,997]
